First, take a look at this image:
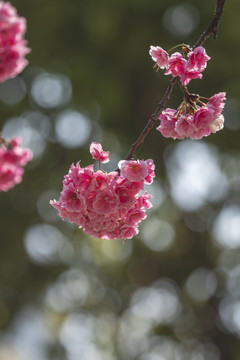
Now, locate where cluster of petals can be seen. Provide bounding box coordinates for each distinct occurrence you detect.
[157,92,226,140]
[0,136,32,191]
[149,45,210,85]
[50,143,155,240]
[0,1,30,82]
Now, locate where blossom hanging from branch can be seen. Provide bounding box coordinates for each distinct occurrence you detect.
[0,1,30,82]
[150,45,210,85]
[157,92,226,140]
[50,143,155,240]
[125,0,226,161]
[150,44,226,139]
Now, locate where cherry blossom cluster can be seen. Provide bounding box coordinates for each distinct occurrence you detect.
[149,45,210,85]
[157,92,226,140]
[0,136,32,191]
[50,142,155,240]
[0,1,30,82]
[149,43,226,139]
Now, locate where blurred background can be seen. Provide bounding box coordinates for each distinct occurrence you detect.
[0,0,240,359]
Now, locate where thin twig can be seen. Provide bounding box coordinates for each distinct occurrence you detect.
[125,77,177,160]
[125,0,226,160]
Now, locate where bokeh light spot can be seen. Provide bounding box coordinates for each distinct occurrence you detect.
[130,280,180,325]
[31,72,72,109]
[141,217,175,252]
[24,224,71,264]
[185,268,217,303]
[143,181,166,210]
[2,113,50,159]
[163,3,199,37]
[213,205,240,249]
[219,296,240,336]
[227,265,240,297]
[45,269,91,312]
[55,110,92,148]
[165,141,228,211]
[101,240,133,262]
[37,189,61,222]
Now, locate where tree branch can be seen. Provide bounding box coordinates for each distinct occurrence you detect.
[125,0,226,161]
[125,77,177,160]
[194,0,226,48]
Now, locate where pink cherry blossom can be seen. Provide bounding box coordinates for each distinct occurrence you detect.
[115,178,140,204]
[91,170,109,189]
[118,160,148,182]
[208,92,226,116]
[175,113,197,138]
[149,45,169,69]
[50,144,155,240]
[149,45,210,85]
[137,192,153,209]
[60,185,87,212]
[115,224,139,241]
[157,92,226,140]
[165,52,187,78]
[192,106,215,128]
[190,127,212,140]
[92,188,119,215]
[179,47,210,85]
[209,114,224,133]
[0,162,23,191]
[63,162,94,190]
[144,159,155,184]
[0,135,32,191]
[180,70,203,86]
[0,1,30,82]
[157,108,182,140]
[90,142,109,163]
[187,46,210,71]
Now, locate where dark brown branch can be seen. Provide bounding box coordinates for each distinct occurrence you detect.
[125,77,177,160]
[125,0,226,160]
[194,0,226,48]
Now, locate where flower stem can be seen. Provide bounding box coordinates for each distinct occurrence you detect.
[167,43,186,53]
